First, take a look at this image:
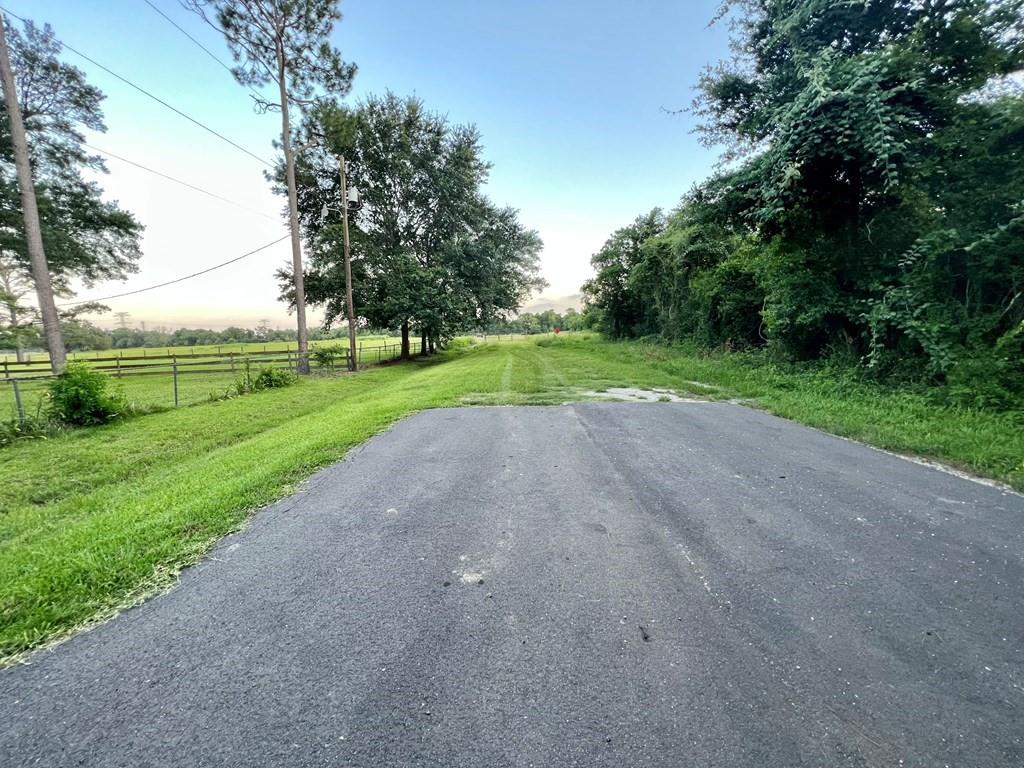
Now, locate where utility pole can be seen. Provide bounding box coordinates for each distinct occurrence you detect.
[275,36,310,375]
[338,156,357,372]
[0,16,66,374]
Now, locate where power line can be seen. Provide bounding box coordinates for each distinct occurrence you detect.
[83,141,279,221]
[140,0,265,105]
[141,0,234,77]
[0,5,274,168]
[57,235,290,307]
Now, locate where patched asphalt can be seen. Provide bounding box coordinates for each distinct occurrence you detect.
[2,402,1022,767]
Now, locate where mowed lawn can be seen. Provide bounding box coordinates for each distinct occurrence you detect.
[1,334,1021,661]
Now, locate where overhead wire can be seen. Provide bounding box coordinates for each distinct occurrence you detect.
[1,5,290,308]
[0,4,274,167]
[57,236,291,307]
[139,0,267,106]
[83,141,280,221]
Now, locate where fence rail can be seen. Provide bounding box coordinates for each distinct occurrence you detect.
[1,343,418,379]
[1,342,413,421]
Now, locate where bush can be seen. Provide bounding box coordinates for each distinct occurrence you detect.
[234,361,297,395]
[254,366,296,390]
[311,346,344,368]
[46,363,125,426]
[944,325,1024,411]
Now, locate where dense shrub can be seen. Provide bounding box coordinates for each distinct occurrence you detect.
[46,364,125,426]
[311,346,344,368]
[234,362,297,395]
[944,324,1024,411]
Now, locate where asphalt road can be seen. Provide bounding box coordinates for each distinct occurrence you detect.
[2,402,1023,767]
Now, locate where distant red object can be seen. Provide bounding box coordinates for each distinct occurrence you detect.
[554,327,561,334]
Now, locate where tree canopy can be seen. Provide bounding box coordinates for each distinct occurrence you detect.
[186,0,356,114]
[282,93,544,354]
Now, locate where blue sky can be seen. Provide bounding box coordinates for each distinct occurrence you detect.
[13,0,731,328]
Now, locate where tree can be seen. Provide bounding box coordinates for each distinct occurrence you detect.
[284,94,544,356]
[0,18,142,363]
[582,210,665,338]
[584,0,1024,402]
[692,0,1024,363]
[187,0,356,373]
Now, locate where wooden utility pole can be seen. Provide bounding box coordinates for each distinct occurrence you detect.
[0,16,66,374]
[338,155,357,372]
[275,35,310,375]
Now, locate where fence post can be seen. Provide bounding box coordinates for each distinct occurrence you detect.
[172,359,179,408]
[2,358,7,380]
[11,379,24,428]
[116,358,122,378]
[231,353,236,373]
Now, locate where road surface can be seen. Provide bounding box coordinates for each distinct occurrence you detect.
[2,402,1022,767]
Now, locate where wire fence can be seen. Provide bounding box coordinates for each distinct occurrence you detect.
[0,342,412,422]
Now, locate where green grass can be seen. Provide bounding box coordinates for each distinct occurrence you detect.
[0,337,423,416]
[1,334,1020,662]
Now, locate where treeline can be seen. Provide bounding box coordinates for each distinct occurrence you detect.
[583,1,1023,409]
[482,308,588,335]
[1,321,359,353]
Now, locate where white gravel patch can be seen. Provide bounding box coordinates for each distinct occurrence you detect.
[581,387,705,403]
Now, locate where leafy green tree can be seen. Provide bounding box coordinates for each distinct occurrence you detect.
[285,93,544,356]
[585,0,1023,404]
[60,317,111,351]
[582,210,665,338]
[0,19,142,337]
[693,0,1024,364]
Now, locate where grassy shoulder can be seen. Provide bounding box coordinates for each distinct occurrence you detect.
[1,334,1020,662]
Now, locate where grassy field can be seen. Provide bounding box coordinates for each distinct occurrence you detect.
[1,333,1020,662]
[0,335,424,415]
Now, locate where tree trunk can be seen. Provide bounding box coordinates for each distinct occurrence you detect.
[401,320,410,359]
[428,336,435,355]
[420,330,426,356]
[0,20,65,374]
[277,36,309,374]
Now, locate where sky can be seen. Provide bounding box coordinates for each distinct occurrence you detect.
[11,0,732,330]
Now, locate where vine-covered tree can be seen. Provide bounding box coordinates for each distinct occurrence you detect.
[0,18,142,356]
[281,93,544,356]
[584,0,1024,407]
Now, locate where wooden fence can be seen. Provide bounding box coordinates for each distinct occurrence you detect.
[1,343,413,381]
[1,343,414,421]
